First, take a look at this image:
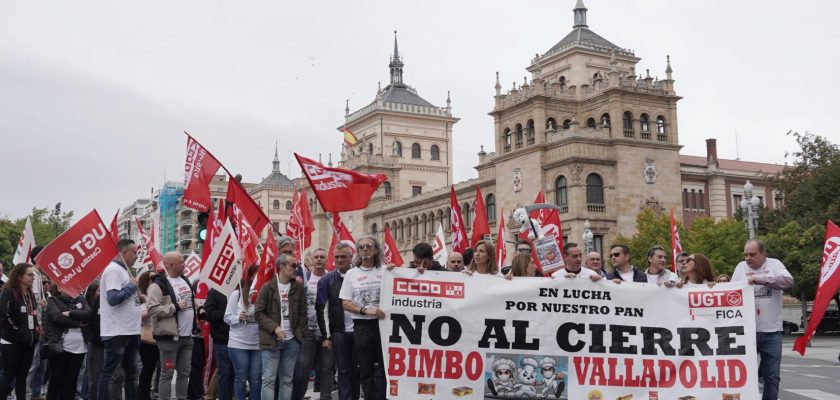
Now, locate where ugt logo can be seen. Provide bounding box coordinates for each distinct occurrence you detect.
[688,289,743,308]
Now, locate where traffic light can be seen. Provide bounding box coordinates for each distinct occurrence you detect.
[197,212,209,243]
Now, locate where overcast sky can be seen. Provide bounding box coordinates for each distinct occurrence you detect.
[1,0,838,221]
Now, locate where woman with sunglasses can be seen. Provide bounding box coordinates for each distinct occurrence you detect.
[0,263,41,400]
[678,253,716,286]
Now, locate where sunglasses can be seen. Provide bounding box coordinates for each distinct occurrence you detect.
[610,252,622,258]
[359,244,374,250]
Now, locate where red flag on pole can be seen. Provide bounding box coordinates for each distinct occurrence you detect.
[226,178,270,235]
[202,199,226,270]
[192,281,216,393]
[471,187,491,247]
[109,209,120,245]
[794,220,840,355]
[670,208,684,273]
[449,186,469,254]
[496,208,507,270]
[184,133,224,212]
[383,224,404,267]
[325,213,355,270]
[518,190,564,274]
[286,188,315,261]
[34,210,118,298]
[230,204,260,274]
[135,216,164,273]
[295,153,387,212]
[299,189,314,247]
[251,228,279,303]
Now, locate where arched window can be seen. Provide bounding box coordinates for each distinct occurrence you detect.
[515,123,523,148]
[601,113,611,128]
[371,223,378,237]
[586,174,605,205]
[656,115,666,136]
[623,111,633,129]
[586,118,597,129]
[462,203,471,228]
[285,200,292,210]
[273,200,280,210]
[640,113,650,133]
[546,118,557,131]
[368,143,373,156]
[399,220,404,241]
[430,145,440,160]
[393,141,403,156]
[558,76,566,87]
[555,176,568,207]
[413,216,420,237]
[411,143,421,159]
[526,119,535,144]
[383,181,392,199]
[562,119,572,129]
[485,193,496,221]
[503,128,512,151]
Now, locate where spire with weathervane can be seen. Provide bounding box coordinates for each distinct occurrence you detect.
[389,30,404,87]
[272,141,280,172]
[573,0,588,28]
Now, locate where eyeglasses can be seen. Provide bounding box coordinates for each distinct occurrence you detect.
[517,248,531,253]
[359,244,374,250]
[610,252,622,258]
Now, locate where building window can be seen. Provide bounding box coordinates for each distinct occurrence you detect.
[586,173,605,205]
[563,119,572,129]
[273,222,280,232]
[585,118,596,129]
[594,235,604,258]
[515,123,523,148]
[462,203,471,228]
[526,119,535,145]
[503,128,512,151]
[698,189,705,210]
[383,181,392,200]
[486,193,496,221]
[393,141,403,156]
[412,186,422,196]
[285,200,292,210]
[640,113,650,133]
[546,118,557,131]
[411,143,421,159]
[558,76,566,87]
[622,111,634,137]
[371,223,378,237]
[273,200,280,210]
[601,113,611,128]
[555,176,568,208]
[733,194,743,217]
[430,145,440,160]
[368,143,373,156]
[656,115,666,134]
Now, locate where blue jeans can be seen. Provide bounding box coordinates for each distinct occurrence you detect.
[757,331,782,400]
[229,347,261,400]
[260,339,300,400]
[98,335,140,400]
[214,344,234,400]
[331,331,360,400]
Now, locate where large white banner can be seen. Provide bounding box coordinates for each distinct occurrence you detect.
[380,268,759,399]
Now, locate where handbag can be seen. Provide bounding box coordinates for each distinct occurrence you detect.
[43,339,63,359]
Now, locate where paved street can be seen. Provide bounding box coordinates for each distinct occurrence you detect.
[779,335,840,400]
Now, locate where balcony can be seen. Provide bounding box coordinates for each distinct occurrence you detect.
[527,136,535,145]
[587,204,606,213]
[623,130,634,138]
[640,130,651,140]
[504,144,511,152]
[657,134,667,142]
[558,205,569,214]
[180,208,193,215]
[179,233,195,243]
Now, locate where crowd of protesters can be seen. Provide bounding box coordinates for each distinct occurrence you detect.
[0,234,791,400]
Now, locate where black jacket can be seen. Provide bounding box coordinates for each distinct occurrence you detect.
[44,294,93,345]
[202,288,229,345]
[89,296,103,345]
[316,269,347,338]
[606,266,648,283]
[409,260,448,271]
[0,287,40,346]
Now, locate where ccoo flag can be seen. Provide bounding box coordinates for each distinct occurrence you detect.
[199,219,244,296]
[34,210,118,298]
[183,133,224,212]
[295,153,386,212]
[432,222,449,266]
[383,224,404,267]
[794,220,840,355]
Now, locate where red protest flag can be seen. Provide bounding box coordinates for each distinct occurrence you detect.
[230,204,260,275]
[226,178,269,235]
[449,186,469,254]
[202,199,226,270]
[325,213,356,270]
[251,228,279,303]
[135,216,164,273]
[184,251,202,281]
[794,220,840,355]
[198,219,244,296]
[299,189,315,245]
[383,224,403,267]
[295,153,387,212]
[471,187,490,247]
[670,208,684,273]
[286,188,315,261]
[496,208,507,270]
[517,190,564,274]
[34,210,118,298]
[109,209,120,245]
[184,133,224,212]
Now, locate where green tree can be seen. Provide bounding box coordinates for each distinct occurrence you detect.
[615,208,672,268]
[0,207,75,270]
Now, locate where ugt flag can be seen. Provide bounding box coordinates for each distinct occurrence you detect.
[198,219,244,296]
[184,133,223,212]
[34,210,118,298]
[794,220,840,355]
[13,216,36,265]
[295,153,386,212]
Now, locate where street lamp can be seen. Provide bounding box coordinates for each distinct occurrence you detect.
[582,220,594,253]
[740,180,761,239]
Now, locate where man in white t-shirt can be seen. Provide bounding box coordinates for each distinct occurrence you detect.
[732,239,793,400]
[340,236,386,400]
[552,243,601,281]
[644,245,677,286]
[98,239,142,400]
[292,248,334,400]
[147,251,196,400]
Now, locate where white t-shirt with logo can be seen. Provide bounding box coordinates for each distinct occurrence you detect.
[306,272,325,331]
[646,269,677,285]
[338,271,355,332]
[277,281,293,341]
[552,267,598,280]
[167,276,194,337]
[100,261,142,337]
[339,266,383,320]
[732,258,792,332]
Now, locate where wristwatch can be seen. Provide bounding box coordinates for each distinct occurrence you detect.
[360,306,367,316]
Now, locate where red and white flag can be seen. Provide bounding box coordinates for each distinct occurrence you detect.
[286,189,315,261]
[135,216,164,273]
[108,210,120,245]
[794,220,840,355]
[518,190,564,273]
[432,222,449,266]
[295,153,387,212]
[202,199,226,270]
[184,133,223,212]
[496,208,507,270]
[449,186,469,254]
[251,228,279,303]
[199,219,244,296]
[226,178,270,235]
[230,204,260,273]
[192,280,215,393]
[184,251,202,281]
[670,208,684,273]
[383,224,403,267]
[471,187,490,247]
[325,213,355,270]
[34,210,117,298]
[13,217,36,265]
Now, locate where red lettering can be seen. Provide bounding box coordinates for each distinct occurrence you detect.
[698,360,716,388]
[443,351,462,379]
[464,352,483,380]
[589,357,606,386]
[715,359,728,388]
[573,357,590,385]
[678,360,698,388]
[387,347,405,377]
[406,348,418,377]
[640,359,658,387]
[727,359,747,387]
[657,360,676,388]
[418,349,442,379]
[623,358,640,387]
[607,358,622,386]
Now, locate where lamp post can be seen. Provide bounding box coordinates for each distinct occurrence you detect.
[740,180,761,239]
[583,220,594,253]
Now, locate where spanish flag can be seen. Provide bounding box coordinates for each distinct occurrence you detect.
[343,127,358,146]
